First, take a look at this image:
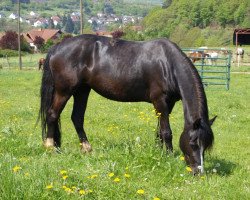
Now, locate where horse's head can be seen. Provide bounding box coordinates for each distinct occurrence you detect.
[180,116,217,175]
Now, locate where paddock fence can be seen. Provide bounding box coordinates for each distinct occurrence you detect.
[182,48,232,90]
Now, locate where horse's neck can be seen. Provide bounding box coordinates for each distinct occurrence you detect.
[175,65,209,127]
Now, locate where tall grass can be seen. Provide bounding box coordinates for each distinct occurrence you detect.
[0,67,249,199]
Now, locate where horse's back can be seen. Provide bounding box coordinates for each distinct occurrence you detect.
[48,35,182,102]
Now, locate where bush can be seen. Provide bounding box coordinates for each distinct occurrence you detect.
[0,49,27,57]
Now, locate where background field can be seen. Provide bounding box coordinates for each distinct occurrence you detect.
[0,62,249,199]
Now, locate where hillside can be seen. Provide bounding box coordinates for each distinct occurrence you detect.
[140,0,250,46]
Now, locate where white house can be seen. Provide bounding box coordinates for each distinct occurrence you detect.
[9,13,18,20]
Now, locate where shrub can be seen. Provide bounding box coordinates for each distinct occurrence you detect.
[0,31,18,50]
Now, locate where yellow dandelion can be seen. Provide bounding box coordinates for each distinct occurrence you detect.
[180,156,185,161]
[64,187,73,193]
[13,166,22,173]
[62,185,67,189]
[108,172,115,177]
[124,173,131,178]
[186,166,192,172]
[24,172,30,176]
[62,175,68,180]
[137,189,145,195]
[79,189,86,195]
[72,186,76,190]
[153,197,161,200]
[60,170,67,175]
[90,174,98,179]
[46,184,53,189]
[114,177,120,182]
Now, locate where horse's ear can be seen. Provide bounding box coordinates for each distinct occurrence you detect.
[193,118,201,130]
[209,116,217,126]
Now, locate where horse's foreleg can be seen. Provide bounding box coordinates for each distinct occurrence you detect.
[45,92,70,148]
[71,86,92,153]
[153,97,173,153]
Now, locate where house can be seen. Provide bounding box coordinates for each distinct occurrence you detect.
[33,18,48,27]
[9,13,18,20]
[51,16,61,26]
[22,28,63,51]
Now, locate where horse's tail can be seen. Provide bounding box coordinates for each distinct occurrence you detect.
[39,50,61,146]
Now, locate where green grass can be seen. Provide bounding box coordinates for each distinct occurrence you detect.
[0,66,249,199]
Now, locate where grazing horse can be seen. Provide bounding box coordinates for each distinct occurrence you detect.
[39,34,216,174]
[188,51,209,63]
[38,58,45,70]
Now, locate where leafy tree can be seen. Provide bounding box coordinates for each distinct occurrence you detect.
[48,18,55,29]
[162,0,172,9]
[0,31,18,50]
[0,30,31,52]
[33,36,45,50]
[64,14,74,33]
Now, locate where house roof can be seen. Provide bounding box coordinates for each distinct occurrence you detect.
[24,28,62,43]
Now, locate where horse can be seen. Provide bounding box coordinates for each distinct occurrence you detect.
[38,58,45,70]
[39,34,216,174]
[188,51,210,63]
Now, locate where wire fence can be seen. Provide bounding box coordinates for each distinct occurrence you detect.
[0,54,45,70]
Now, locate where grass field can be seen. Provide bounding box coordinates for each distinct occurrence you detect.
[0,64,249,199]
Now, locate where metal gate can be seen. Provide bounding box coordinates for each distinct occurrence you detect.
[182,48,232,90]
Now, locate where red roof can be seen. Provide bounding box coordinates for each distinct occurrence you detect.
[24,28,62,43]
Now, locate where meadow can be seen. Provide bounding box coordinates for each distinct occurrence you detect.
[0,57,249,199]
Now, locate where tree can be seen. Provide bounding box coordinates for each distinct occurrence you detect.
[64,14,74,33]
[0,31,18,50]
[48,18,55,29]
[33,36,45,50]
[162,0,172,9]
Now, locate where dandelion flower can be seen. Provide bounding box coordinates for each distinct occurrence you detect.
[64,187,73,193]
[90,174,98,179]
[137,189,145,195]
[13,166,22,173]
[60,170,67,175]
[62,175,68,180]
[79,189,86,195]
[186,166,192,172]
[108,173,115,177]
[124,173,131,178]
[46,184,53,189]
[180,156,185,161]
[114,177,120,182]
[24,172,30,177]
[153,197,161,200]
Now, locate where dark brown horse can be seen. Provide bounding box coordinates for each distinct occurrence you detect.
[38,58,45,70]
[39,34,216,174]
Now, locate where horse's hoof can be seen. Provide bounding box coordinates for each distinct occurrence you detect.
[44,138,54,148]
[81,142,92,153]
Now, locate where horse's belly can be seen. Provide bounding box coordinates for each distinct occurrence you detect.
[89,78,149,102]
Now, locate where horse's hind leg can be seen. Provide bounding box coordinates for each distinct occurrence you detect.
[71,86,92,153]
[153,96,174,153]
[45,92,70,148]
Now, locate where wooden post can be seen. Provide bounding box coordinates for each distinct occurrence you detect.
[80,0,83,34]
[18,0,22,70]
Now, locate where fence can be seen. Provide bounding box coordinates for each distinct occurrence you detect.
[182,48,232,90]
[0,54,45,70]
